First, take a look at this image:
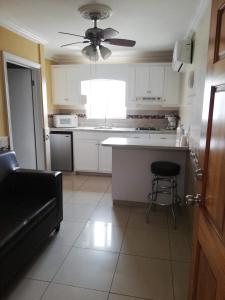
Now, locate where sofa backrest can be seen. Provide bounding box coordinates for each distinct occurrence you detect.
[0,151,18,184]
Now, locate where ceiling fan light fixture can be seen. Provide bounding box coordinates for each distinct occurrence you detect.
[82,44,99,61]
[99,45,112,60]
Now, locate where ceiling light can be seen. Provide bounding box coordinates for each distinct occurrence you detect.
[99,45,112,60]
[82,45,99,61]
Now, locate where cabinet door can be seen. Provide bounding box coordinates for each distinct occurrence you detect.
[135,66,150,98]
[52,66,82,106]
[98,145,112,173]
[52,67,68,104]
[74,139,98,172]
[67,67,81,105]
[127,66,136,102]
[149,66,164,97]
[163,66,180,107]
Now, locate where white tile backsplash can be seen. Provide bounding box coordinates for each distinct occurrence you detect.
[48,110,178,130]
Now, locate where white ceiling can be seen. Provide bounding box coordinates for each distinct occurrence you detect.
[0,0,201,63]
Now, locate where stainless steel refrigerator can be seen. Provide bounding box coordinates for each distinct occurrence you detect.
[50,132,73,171]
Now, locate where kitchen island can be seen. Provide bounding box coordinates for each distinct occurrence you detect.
[101,137,189,205]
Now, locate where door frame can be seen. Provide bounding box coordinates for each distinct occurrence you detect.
[2,51,45,169]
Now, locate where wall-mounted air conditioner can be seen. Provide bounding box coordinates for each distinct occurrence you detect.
[172,39,192,72]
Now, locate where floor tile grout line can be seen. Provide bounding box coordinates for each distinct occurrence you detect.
[39,280,52,300]
[40,279,153,299]
[106,204,132,300]
[40,212,92,299]
[109,291,154,300]
[52,178,112,278]
[168,218,176,300]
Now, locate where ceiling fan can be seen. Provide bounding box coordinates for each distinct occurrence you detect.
[59,3,136,61]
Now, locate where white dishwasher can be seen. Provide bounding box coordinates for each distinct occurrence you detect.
[50,131,73,171]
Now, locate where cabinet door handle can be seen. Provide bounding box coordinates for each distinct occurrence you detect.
[64,98,69,101]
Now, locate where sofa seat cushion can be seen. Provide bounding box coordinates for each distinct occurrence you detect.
[0,196,56,252]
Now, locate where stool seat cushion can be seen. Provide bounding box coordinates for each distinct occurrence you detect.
[151,161,180,176]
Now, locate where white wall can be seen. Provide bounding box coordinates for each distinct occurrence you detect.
[179,2,211,148]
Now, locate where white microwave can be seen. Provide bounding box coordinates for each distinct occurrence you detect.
[53,114,78,128]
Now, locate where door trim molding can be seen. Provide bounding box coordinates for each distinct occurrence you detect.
[2,51,41,150]
[3,52,41,70]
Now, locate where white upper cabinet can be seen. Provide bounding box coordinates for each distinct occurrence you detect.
[135,66,149,98]
[162,65,181,107]
[135,65,164,99]
[51,67,68,104]
[51,66,81,105]
[149,66,164,98]
[51,63,181,107]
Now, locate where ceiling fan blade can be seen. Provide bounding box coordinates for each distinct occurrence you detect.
[60,41,89,47]
[99,45,112,60]
[58,31,86,39]
[101,28,119,39]
[104,38,136,47]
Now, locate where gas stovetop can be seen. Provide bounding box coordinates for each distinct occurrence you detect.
[135,127,157,131]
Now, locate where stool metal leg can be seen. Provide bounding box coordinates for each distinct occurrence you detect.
[171,177,176,229]
[146,174,180,229]
[146,176,156,223]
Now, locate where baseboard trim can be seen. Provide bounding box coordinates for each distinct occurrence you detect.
[75,171,112,177]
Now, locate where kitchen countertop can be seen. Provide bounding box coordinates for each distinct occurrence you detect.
[50,127,176,134]
[101,137,188,151]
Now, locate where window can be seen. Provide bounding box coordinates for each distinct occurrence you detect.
[81,79,126,119]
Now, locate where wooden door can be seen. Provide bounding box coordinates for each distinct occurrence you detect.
[189,0,225,299]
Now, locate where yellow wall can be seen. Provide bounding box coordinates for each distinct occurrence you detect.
[45,59,55,111]
[0,26,47,136]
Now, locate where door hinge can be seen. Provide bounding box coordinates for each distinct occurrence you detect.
[31,80,35,86]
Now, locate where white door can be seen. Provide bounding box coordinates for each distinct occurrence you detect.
[98,145,112,173]
[74,139,99,172]
[7,67,37,169]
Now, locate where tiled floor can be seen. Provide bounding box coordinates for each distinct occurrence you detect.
[2,174,192,300]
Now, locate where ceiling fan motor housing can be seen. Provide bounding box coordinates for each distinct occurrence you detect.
[85,27,103,46]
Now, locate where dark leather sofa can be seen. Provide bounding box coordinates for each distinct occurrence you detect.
[0,151,63,291]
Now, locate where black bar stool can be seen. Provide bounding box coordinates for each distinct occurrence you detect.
[146,161,181,229]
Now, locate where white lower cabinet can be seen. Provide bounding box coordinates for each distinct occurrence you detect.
[73,131,174,173]
[98,145,112,173]
[74,139,99,172]
[74,132,113,173]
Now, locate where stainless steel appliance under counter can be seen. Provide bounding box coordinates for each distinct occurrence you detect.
[50,131,73,171]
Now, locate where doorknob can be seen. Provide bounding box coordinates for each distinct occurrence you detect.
[194,168,204,180]
[186,194,202,206]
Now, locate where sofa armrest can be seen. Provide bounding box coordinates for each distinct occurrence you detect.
[10,168,62,198]
[7,168,63,223]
